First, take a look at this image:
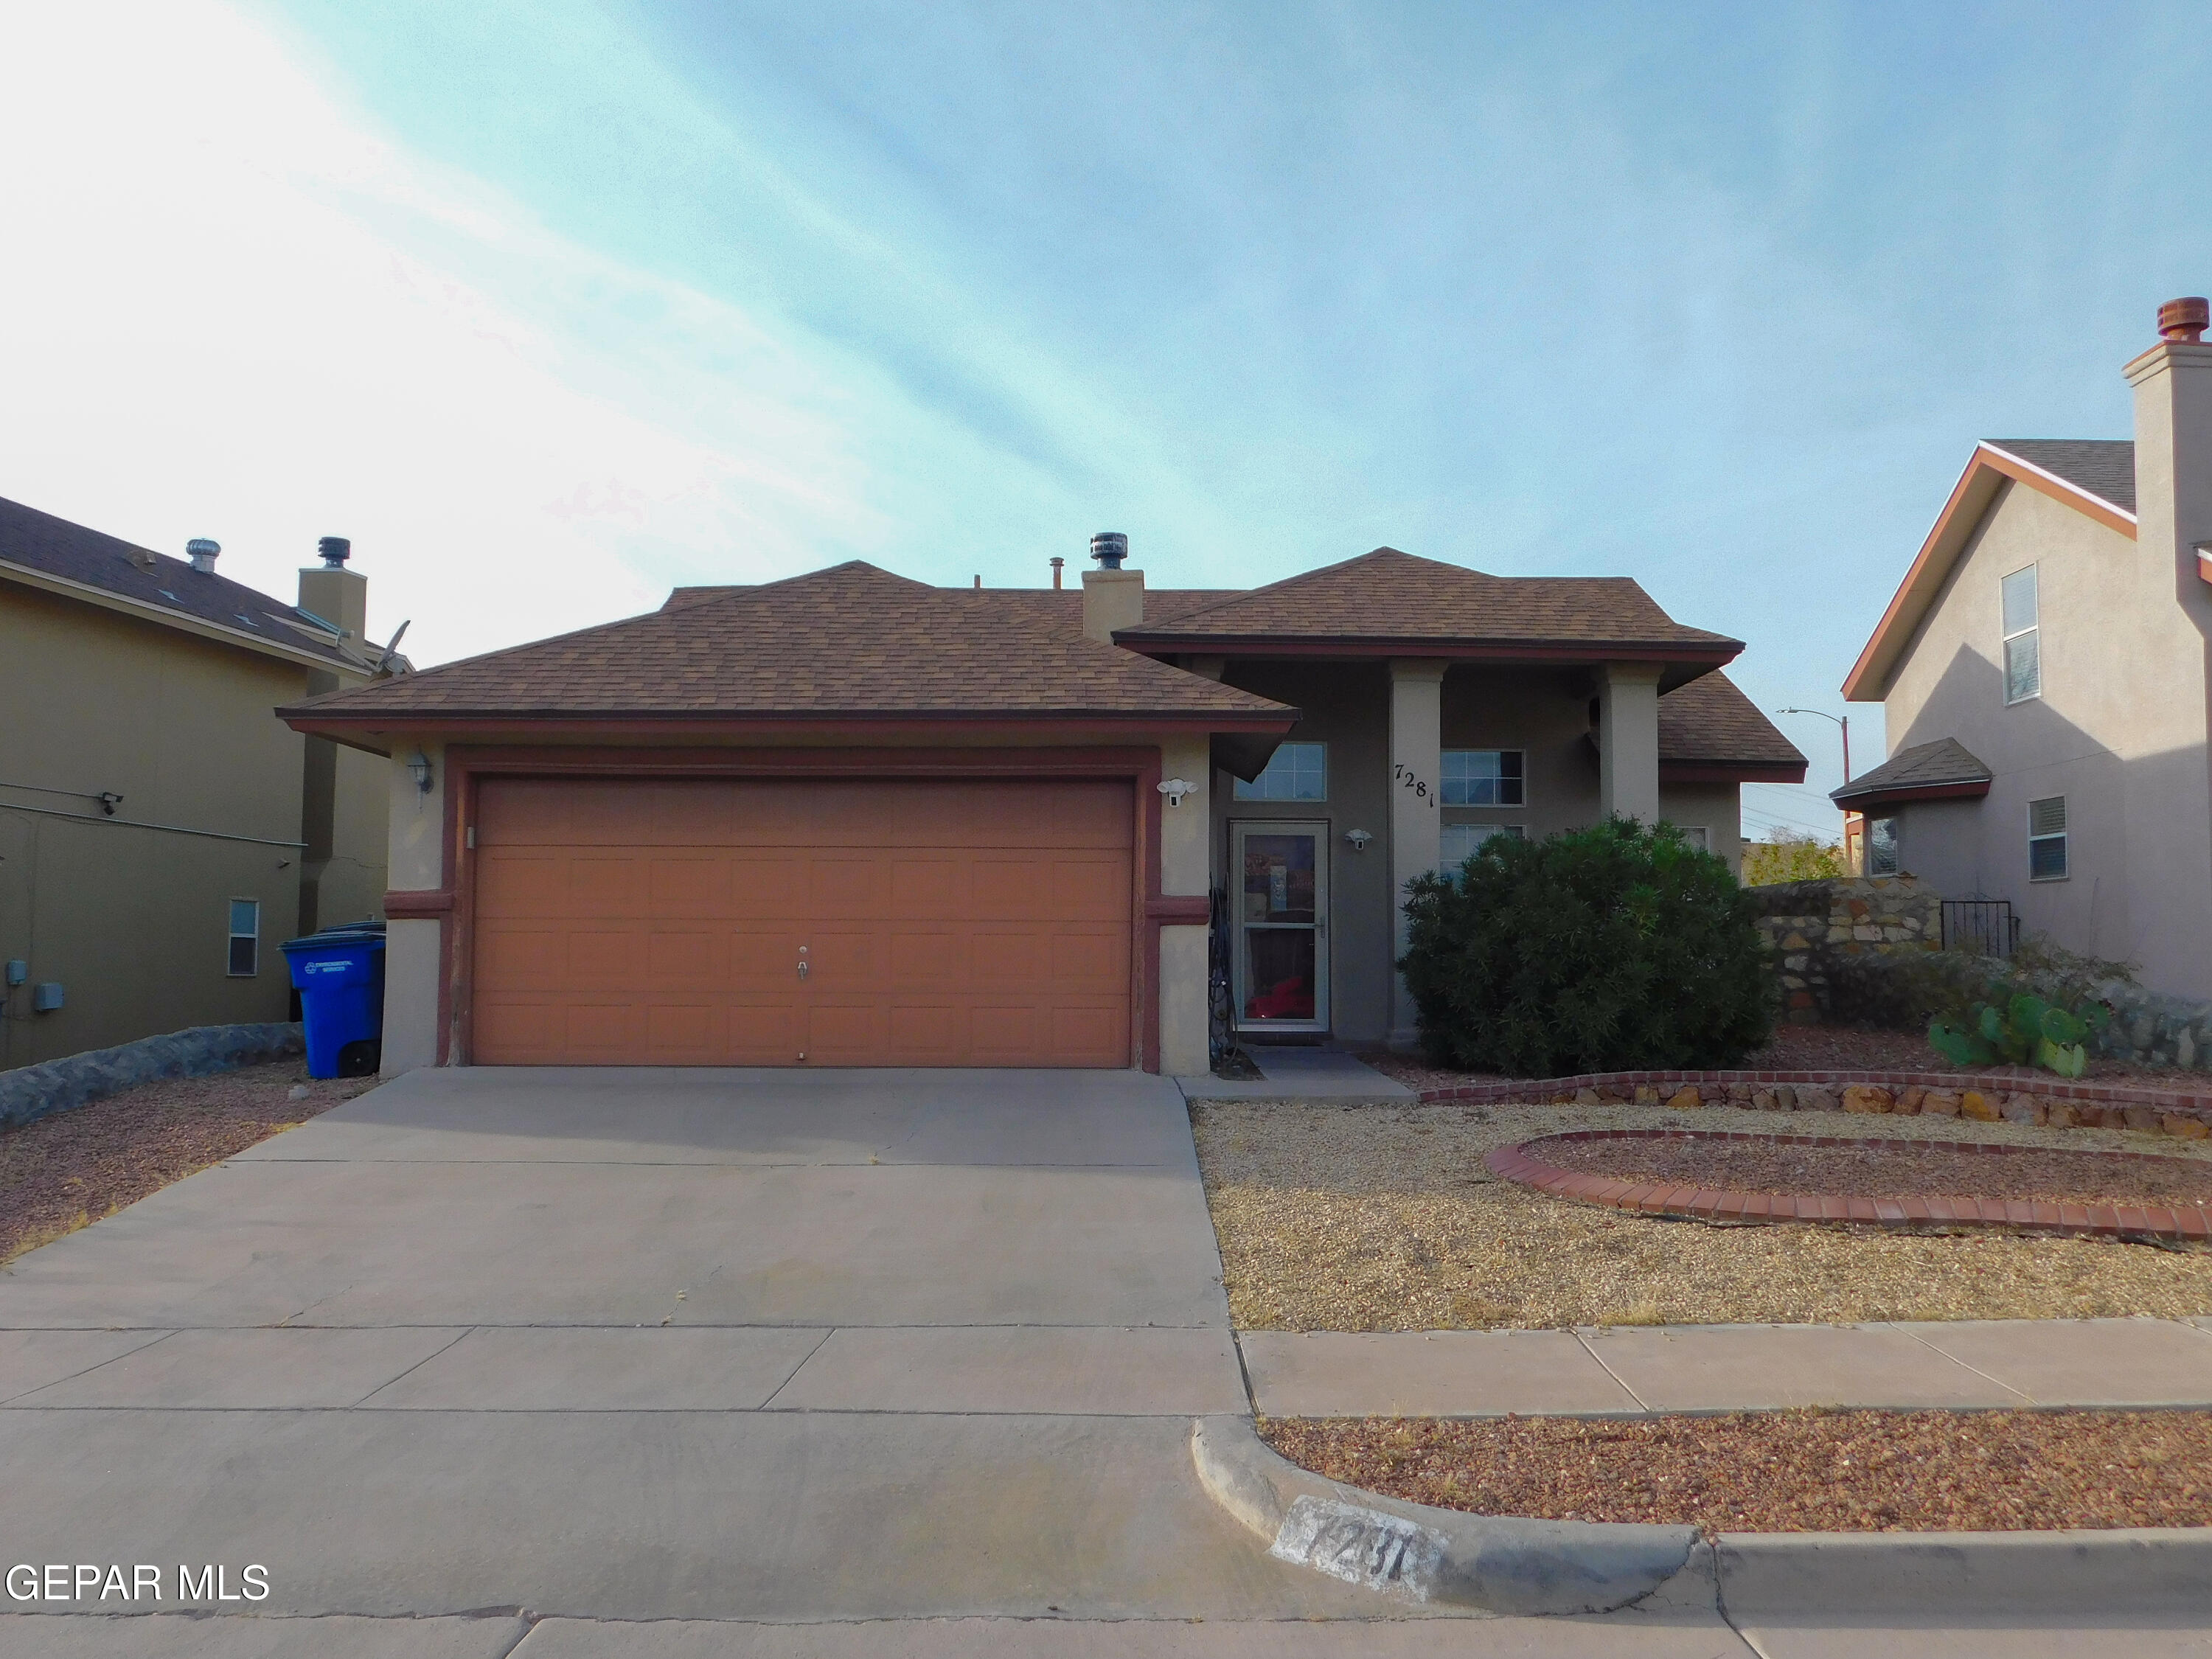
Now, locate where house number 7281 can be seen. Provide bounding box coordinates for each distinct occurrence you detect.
[1392,765,1434,807]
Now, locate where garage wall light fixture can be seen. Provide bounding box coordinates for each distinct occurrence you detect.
[407,751,435,795]
[1344,828,1373,852]
[1157,777,1195,807]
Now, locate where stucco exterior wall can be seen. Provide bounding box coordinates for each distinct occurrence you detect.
[380,738,448,1077]
[1157,733,1211,1077]
[1657,781,1745,875]
[1879,476,2209,992]
[1439,667,1601,841]
[0,586,311,1066]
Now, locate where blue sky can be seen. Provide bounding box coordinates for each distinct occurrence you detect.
[6,3,2209,838]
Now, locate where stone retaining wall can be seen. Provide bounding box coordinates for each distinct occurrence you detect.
[0,1022,304,1131]
[1419,1068,2212,1141]
[1747,876,1941,1026]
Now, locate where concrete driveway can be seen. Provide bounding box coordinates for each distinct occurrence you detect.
[7,1066,1663,1655]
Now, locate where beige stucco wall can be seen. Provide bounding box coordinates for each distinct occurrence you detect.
[379,738,448,1076]
[1156,733,1211,1076]
[1658,782,1745,876]
[1878,472,2211,995]
[1,585,312,1065]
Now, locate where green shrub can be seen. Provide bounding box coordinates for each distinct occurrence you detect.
[1399,818,1774,1076]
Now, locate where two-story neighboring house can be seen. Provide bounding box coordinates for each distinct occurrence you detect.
[1,498,395,1068]
[280,542,1801,1076]
[1839,297,2212,1002]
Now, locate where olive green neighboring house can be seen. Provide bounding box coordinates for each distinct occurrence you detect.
[1,497,394,1070]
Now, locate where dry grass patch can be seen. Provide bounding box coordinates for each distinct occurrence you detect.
[0,1060,376,1265]
[1262,1409,2212,1533]
[1192,1099,2212,1331]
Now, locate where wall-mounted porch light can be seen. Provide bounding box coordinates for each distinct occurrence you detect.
[407,750,435,795]
[1157,777,1195,807]
[1344,828,1374,852]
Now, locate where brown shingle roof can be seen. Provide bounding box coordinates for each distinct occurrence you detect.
[1831,737,1992,807]
[1117,547,1740,654]
[288,561,1293,723]
[1658,672,1806,771]
[0,495,360,667]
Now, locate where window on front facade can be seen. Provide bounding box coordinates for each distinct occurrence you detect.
[2028,796,2068,881]
[1440,749,1526,806]
[1234,741,1327,801]
[227,899,260,977]
[1440,822,1525,871]
[1868,818,1900,876]
[2002,565,2040,704]
[1677,825,1710,851]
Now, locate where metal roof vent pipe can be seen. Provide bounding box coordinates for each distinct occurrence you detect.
[1081,531,1143,642]
[318,536,352,568]
[185,538,220,574]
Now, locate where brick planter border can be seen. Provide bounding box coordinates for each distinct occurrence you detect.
[1416,1068,2212,1139]
[1486,1129,2212,1243]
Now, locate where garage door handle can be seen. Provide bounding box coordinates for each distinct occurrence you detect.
[797,961,809,980]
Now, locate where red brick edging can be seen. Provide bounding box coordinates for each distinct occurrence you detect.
[1486,1129,2212,1243]
[1416,1067,2212,1138]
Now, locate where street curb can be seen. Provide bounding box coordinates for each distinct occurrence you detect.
[1194,1416,2212,1616]
[1188,1416,1708,1615]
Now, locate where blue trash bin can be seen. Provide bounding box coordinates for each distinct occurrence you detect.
[281,922,387,1079]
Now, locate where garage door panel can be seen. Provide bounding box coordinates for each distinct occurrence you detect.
[471,777,1132,1067]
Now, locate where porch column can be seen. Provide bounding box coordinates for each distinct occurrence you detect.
[1597,663,1663,824]
[1156,733,1212,1077]
[1388,659,1447,1051]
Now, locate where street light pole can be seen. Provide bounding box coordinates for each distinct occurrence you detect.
[1775,707,1850,782]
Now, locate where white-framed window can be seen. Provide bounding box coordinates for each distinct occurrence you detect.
[1441,749,1526,805]
[2002,564,2040,704]
[1234,741,1326,801]
[1440,821,1526,869]
[1868,818,1900,876]
[2028,796,2068,881]
[227,898,260,977]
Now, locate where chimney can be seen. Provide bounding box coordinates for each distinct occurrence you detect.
[185,538,220,574]
[298,532,368,644]
[1080,531,1144,643]
[1049,556,1064,591]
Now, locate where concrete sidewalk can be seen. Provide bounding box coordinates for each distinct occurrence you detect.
[1239,1317,2212,1418]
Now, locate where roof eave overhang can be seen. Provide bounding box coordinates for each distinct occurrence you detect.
[278,706,1303,757]
[1841,444,2138,703]
[1829,779,1992,812]
[2,557,368,678]
[1661,759,1808,784]
[1117,633,1740,663]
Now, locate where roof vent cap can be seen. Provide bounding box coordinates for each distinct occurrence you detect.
[1090,531,1128,571]
[185,538,220,574]
[2159,297,2209,344]
[317,535,352,568]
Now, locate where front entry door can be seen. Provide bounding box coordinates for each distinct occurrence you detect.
[1231,821,1329,1033]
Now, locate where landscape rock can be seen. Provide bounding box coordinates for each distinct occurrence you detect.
[0,1022,305,1132]
[1961,1091,2000,1121]
[1919,1089,1961,1117]
[2164,1115,2211,1140]
[2000,1094,2047,1127]
[1665,1086,1703,1111]
[1840,1085,1894,1115]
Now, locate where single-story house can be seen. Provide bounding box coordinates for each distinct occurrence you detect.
[280,543,1803,1076]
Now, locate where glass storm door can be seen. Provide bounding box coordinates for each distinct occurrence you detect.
[1231,821,1329,1032]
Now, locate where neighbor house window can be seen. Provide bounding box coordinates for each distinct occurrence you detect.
[227,899,260,976]
[1441,749,1526,805]
[1868,818,1900,876]
[2028,796,2068,880]
[1234,741,1326,801]
[2002,565,2040,703]
[1439,822,1525,869]
[1677,826,1710,851]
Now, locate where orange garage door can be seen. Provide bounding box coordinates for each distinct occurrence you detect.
[469,777,1134,1066]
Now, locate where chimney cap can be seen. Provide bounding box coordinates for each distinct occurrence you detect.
[185,538,220,574]
[1090,531,1129,570]
[2159,297,2210,343]
[317,535,352,568]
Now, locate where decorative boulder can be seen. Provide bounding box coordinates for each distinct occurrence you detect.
[1918,1089,1961,1118]
[1960,1091,2000,1121]
[1840,1085,1894,1115]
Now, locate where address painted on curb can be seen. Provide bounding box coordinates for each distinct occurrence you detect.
[1269,1495,1444,1600]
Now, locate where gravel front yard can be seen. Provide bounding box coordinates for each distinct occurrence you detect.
[1261,1410,2212,1533]
[0,1061,375,1265]
[1193,1099,2212,1330]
